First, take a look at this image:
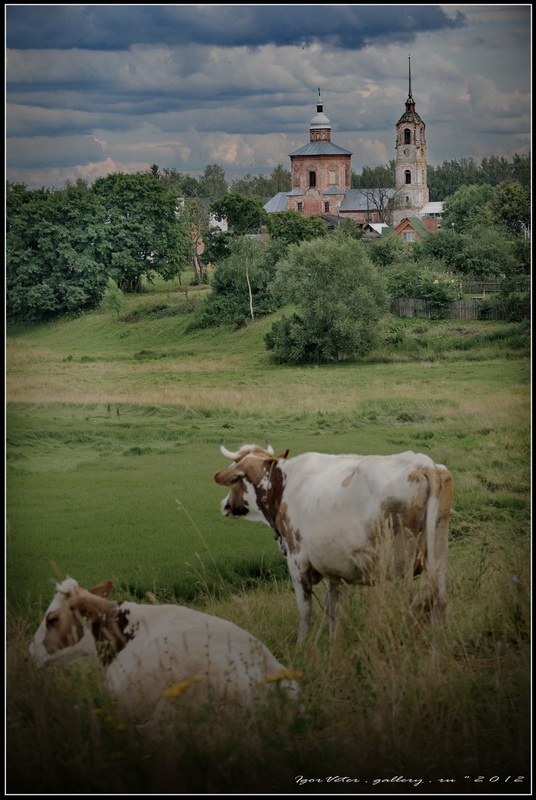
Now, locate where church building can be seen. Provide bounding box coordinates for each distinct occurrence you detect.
[265,90,352,218]
[265,59,430,229]
[392,57,430,225]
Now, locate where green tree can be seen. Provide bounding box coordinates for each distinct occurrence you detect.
[384,261,462,310]
[442,183,495,232]
[268,164,292,193]
[418,227,465,267]
[427,158,483,201]
[190,236,285,329]
[512,153,530,188]
[200,229,234,264]
[418,223,522,278]
[338,218,365,239]
[368,235,409,267]
[156,168,206,198]
[200,164,228,198]
[265,234,388,364]
[6,182,37,232]
[266,209,327,245]
[451,225,520,278]
[177,198,211,283]
[427,154,530,200]
[230,165,291,198]
[479,155,516,186]
[352,163,395,188]
[210,193,268,235]
[93,172,189,292]
[101,277,127,316]
[487,180,530,234]
[7,183,109,322]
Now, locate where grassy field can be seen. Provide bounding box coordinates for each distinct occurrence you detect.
[6,278,531,794]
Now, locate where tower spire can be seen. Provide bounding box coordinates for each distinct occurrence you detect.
[408,55,412,100]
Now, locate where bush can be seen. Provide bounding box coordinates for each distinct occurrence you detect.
[478,292,530,322]
[265,234,388,363]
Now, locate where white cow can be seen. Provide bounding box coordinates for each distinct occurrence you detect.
[29,577,301,723]
[215,443,453,642]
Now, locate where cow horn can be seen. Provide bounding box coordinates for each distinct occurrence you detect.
[220,443,241,460]
[265,441,274,455]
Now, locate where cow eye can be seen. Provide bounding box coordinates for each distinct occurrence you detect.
[46,614,59,627]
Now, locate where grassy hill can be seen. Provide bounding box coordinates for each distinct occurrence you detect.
[6,276,531,793]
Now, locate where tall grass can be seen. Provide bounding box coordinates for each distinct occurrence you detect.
[6,281,531,794]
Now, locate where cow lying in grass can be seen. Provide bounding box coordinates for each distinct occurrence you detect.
[215,443,453,642]
[29,577,301,723]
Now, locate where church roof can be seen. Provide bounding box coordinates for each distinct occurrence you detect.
[289,141,352,157]
[339,188,396,211]
[323,185,346,195]
[310,110,331,129]
[263,192,289,213]
[397,108,424,125]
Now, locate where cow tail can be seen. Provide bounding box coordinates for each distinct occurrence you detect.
[424,466,453,623]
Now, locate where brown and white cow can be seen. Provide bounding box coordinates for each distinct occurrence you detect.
[29,577,301,723]
[214,443,453,642]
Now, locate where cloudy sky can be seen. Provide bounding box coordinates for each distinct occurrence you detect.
[5,4,532,190]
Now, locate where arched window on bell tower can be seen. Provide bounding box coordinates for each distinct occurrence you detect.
[405,170,411,184]
[404,128,411,144]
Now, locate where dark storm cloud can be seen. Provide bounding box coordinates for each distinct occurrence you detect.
[8,133,105,168]
[6,4,466,51]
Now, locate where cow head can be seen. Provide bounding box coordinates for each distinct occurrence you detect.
[214,443,289,527]
[29,577,114,667]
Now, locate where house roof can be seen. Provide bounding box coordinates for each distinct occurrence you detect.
[289,141,352,157]
[401,217,429,237]
[382,216,429,238]
[367,222,390,234]
[419,201,444,216]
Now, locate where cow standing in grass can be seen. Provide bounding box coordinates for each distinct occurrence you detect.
[215,443,453,642]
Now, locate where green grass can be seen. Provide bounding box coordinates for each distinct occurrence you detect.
[6,278,531,794]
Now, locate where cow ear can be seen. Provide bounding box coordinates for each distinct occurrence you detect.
[78,602,102,623]
[88,581,113,597]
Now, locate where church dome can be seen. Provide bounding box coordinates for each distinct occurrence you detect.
[310,110,331,130]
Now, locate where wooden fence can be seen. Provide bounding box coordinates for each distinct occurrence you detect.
[390,298,513,320]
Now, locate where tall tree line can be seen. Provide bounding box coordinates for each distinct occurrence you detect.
[350,154,530,199]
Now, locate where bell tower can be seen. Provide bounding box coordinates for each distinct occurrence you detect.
[393,56,429,226]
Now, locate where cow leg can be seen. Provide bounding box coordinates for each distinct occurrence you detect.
[324,580,342,638]
[425,468,452,637]
[288,565,313,643]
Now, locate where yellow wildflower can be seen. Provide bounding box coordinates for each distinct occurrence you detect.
[161,675,203,698]
[257,668,304,685]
